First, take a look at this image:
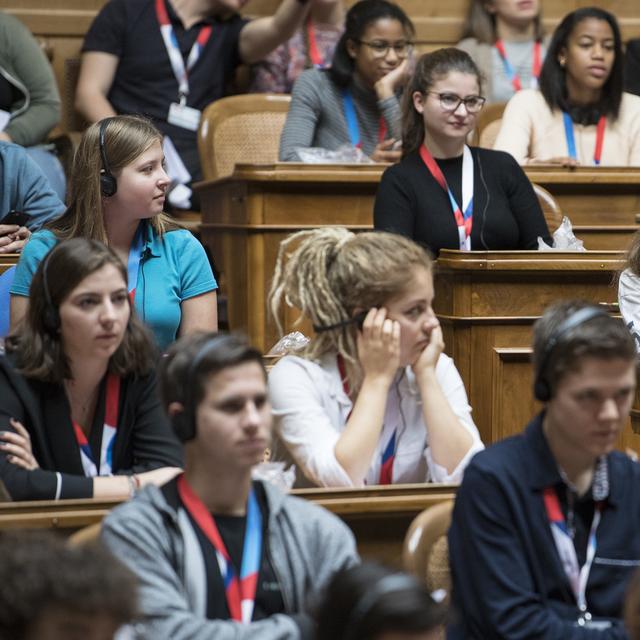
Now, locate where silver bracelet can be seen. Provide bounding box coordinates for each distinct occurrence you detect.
[127,475,138,498]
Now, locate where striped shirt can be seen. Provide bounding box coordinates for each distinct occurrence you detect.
[279,67,402,161]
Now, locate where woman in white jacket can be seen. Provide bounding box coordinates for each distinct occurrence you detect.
[268,227,483,488]
[618,230,640,351]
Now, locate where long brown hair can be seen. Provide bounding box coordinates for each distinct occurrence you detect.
[401,48,484,158]
[48,115,179,242]
[461,0,544,44]
[6,238,156,382]
[269,227,433,391]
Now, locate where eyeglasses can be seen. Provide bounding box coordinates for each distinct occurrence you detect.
[356,40,413,58]
[426,92,486,113]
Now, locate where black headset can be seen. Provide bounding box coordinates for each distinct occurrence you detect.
[533,306,609,402]
[99,117,118,197]
[171,334,232,442]
[343,574,421,640]
[41,248,60,334]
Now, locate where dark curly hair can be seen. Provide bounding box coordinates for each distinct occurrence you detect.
[0,532,137,640]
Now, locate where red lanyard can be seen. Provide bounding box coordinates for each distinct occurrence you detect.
[177,475,263,622]
[544,486,603,620]
[306,18,324,68]
[419,144,474,250]
[494,39,542,92]
[155,0,213,102]
[72,373,120,477]
[563,113,606,165]
[342,91,388,148]
[337,355,396,484]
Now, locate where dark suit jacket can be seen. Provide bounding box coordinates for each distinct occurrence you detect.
[0,355,183,501]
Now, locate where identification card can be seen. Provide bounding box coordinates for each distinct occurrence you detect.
[168,102,201,132]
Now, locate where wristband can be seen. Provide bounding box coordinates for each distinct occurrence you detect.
[127,474,140,498]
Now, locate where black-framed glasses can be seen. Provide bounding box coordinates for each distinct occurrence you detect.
[357,40,413,58]
[426,92,486,113]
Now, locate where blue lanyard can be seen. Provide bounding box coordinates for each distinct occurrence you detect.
[562,112,578,160]
[342,90,361,148]
[563,112,606,165]
[177,476,263,622]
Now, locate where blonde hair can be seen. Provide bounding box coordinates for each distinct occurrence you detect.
[48,115,179,242]
[269,227,433,390]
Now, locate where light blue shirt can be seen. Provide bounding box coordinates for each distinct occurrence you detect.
[10,223,217,351]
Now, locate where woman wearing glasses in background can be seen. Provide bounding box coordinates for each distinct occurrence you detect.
[374,48,551,256]
[279,0,414,163]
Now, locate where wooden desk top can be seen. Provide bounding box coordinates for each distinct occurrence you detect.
[0,484,457,531]
[196,163,640,188]
[436,249,625,271]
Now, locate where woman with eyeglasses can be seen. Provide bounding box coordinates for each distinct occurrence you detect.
[279,0,414,163]
[374,48,550,256]
[494,8,640,166]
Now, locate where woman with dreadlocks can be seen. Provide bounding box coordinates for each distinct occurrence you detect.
[268,227,483,488]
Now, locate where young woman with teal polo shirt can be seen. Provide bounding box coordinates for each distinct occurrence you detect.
[9,116,217,351]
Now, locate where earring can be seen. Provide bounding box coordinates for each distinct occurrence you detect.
[559,57,566,67]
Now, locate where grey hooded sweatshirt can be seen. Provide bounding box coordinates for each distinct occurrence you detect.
[102,479,359,639]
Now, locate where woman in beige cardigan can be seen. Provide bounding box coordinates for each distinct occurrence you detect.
[494,7,640,166]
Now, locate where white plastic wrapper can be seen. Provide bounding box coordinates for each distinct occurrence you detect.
[268,331,310,355]
[537,216,585,252]
[252,462,296,492]
[294,144,373,164]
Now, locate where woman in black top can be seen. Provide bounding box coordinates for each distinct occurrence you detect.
[374,48,551,255]
[0,238,182,501]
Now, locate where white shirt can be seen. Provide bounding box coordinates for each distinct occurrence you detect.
[618,268,640,351]
[268,352,484,488]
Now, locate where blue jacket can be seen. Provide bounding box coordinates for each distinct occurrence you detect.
[0,141,65,229]
[448,413,640,639]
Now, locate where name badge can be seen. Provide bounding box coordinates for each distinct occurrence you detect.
[168,102,201,132]
[576,619,612,630]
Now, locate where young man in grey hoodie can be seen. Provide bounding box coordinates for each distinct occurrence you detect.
[101,332,358,639]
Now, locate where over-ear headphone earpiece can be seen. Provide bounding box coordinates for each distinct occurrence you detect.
[99,117,118,198]
[533,307,609,402]
[343,574,420,640]
[171,334,231,442]
[41,249,60,335]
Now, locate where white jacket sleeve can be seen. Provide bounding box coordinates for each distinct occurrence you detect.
[619,269,640,351]
[268,356,355,487]
[424,355,484,484]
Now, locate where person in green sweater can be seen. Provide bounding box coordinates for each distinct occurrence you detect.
[0,11,65,200]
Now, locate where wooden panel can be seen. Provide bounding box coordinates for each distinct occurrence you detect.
[433,249,629,444]
[0,254,19,276]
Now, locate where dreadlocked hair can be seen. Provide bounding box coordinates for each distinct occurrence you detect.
[269,227,433,392]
